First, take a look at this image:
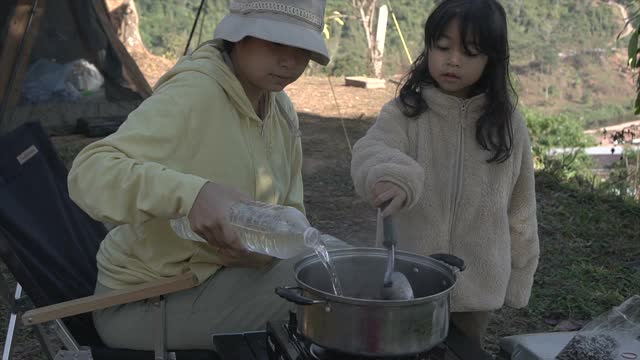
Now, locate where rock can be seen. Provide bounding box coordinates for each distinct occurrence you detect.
[554,319,588,332]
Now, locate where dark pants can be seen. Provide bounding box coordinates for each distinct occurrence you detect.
[450,311,492,346]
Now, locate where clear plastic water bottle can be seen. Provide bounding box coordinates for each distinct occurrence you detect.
[169,201,323,259]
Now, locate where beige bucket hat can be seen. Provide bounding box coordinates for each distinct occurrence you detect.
[213,0,330,66]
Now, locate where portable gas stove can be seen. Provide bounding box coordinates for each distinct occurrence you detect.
[211,312,492,360]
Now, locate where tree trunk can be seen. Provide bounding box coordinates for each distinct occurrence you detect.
[104,0,143,48]
[353,0,378,76]
[103,0,174,86]
[373,5,388,78]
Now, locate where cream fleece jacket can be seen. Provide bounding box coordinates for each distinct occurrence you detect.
[351,86,540,311]
[68,43,303,289]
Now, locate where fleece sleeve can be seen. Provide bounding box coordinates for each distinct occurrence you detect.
[505,112,541,308]
[351,101,425,209]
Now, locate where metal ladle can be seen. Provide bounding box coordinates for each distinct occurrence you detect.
[378,207,414,301]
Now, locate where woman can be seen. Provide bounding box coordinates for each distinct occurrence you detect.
[68,0,332,350]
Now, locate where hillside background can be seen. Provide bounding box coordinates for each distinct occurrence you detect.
[135,0,637,129]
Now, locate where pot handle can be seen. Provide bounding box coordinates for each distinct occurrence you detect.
[275,286,327,306]
[430,253,466,272]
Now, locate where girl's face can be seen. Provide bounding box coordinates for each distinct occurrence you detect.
[427,18,489,98]
[232,37,311,94]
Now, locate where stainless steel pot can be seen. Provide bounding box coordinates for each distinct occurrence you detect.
[276,247,465,357]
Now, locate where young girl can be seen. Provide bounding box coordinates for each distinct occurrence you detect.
[68,0,333,351]
[351,0,539,345]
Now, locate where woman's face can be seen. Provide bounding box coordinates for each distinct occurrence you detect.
[232,37,311,93]
[427,18,488,98]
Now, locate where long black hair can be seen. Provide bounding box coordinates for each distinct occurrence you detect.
[398,0,516,163]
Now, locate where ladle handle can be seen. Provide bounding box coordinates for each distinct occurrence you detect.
[383,244,395,287]
[379,200,395,249]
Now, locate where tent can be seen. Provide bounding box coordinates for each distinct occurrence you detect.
[0,0,152,136]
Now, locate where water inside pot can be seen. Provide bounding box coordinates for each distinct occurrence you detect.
[296,252,454,300]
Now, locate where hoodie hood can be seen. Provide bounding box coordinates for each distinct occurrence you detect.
[154,41,272,124]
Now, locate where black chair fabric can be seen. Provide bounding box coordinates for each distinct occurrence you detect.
[0,122,106,345]
[0,122,218,359]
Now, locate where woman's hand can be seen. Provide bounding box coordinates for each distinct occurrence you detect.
[372,181,407,217]
[188,182,273,267]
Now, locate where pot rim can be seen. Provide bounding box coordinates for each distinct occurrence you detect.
[293,247,458,306]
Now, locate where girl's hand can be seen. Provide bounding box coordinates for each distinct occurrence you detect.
[188,182,273,267]
[372,181,407,217]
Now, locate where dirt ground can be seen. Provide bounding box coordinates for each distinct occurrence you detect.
[0,77,523,358]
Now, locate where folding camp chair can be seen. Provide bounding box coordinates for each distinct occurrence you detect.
[0,121,218,360]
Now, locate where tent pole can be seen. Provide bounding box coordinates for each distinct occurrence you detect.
[183,0,206,56]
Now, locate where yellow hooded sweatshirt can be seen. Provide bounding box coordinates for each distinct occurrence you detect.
[68,43,304,289]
